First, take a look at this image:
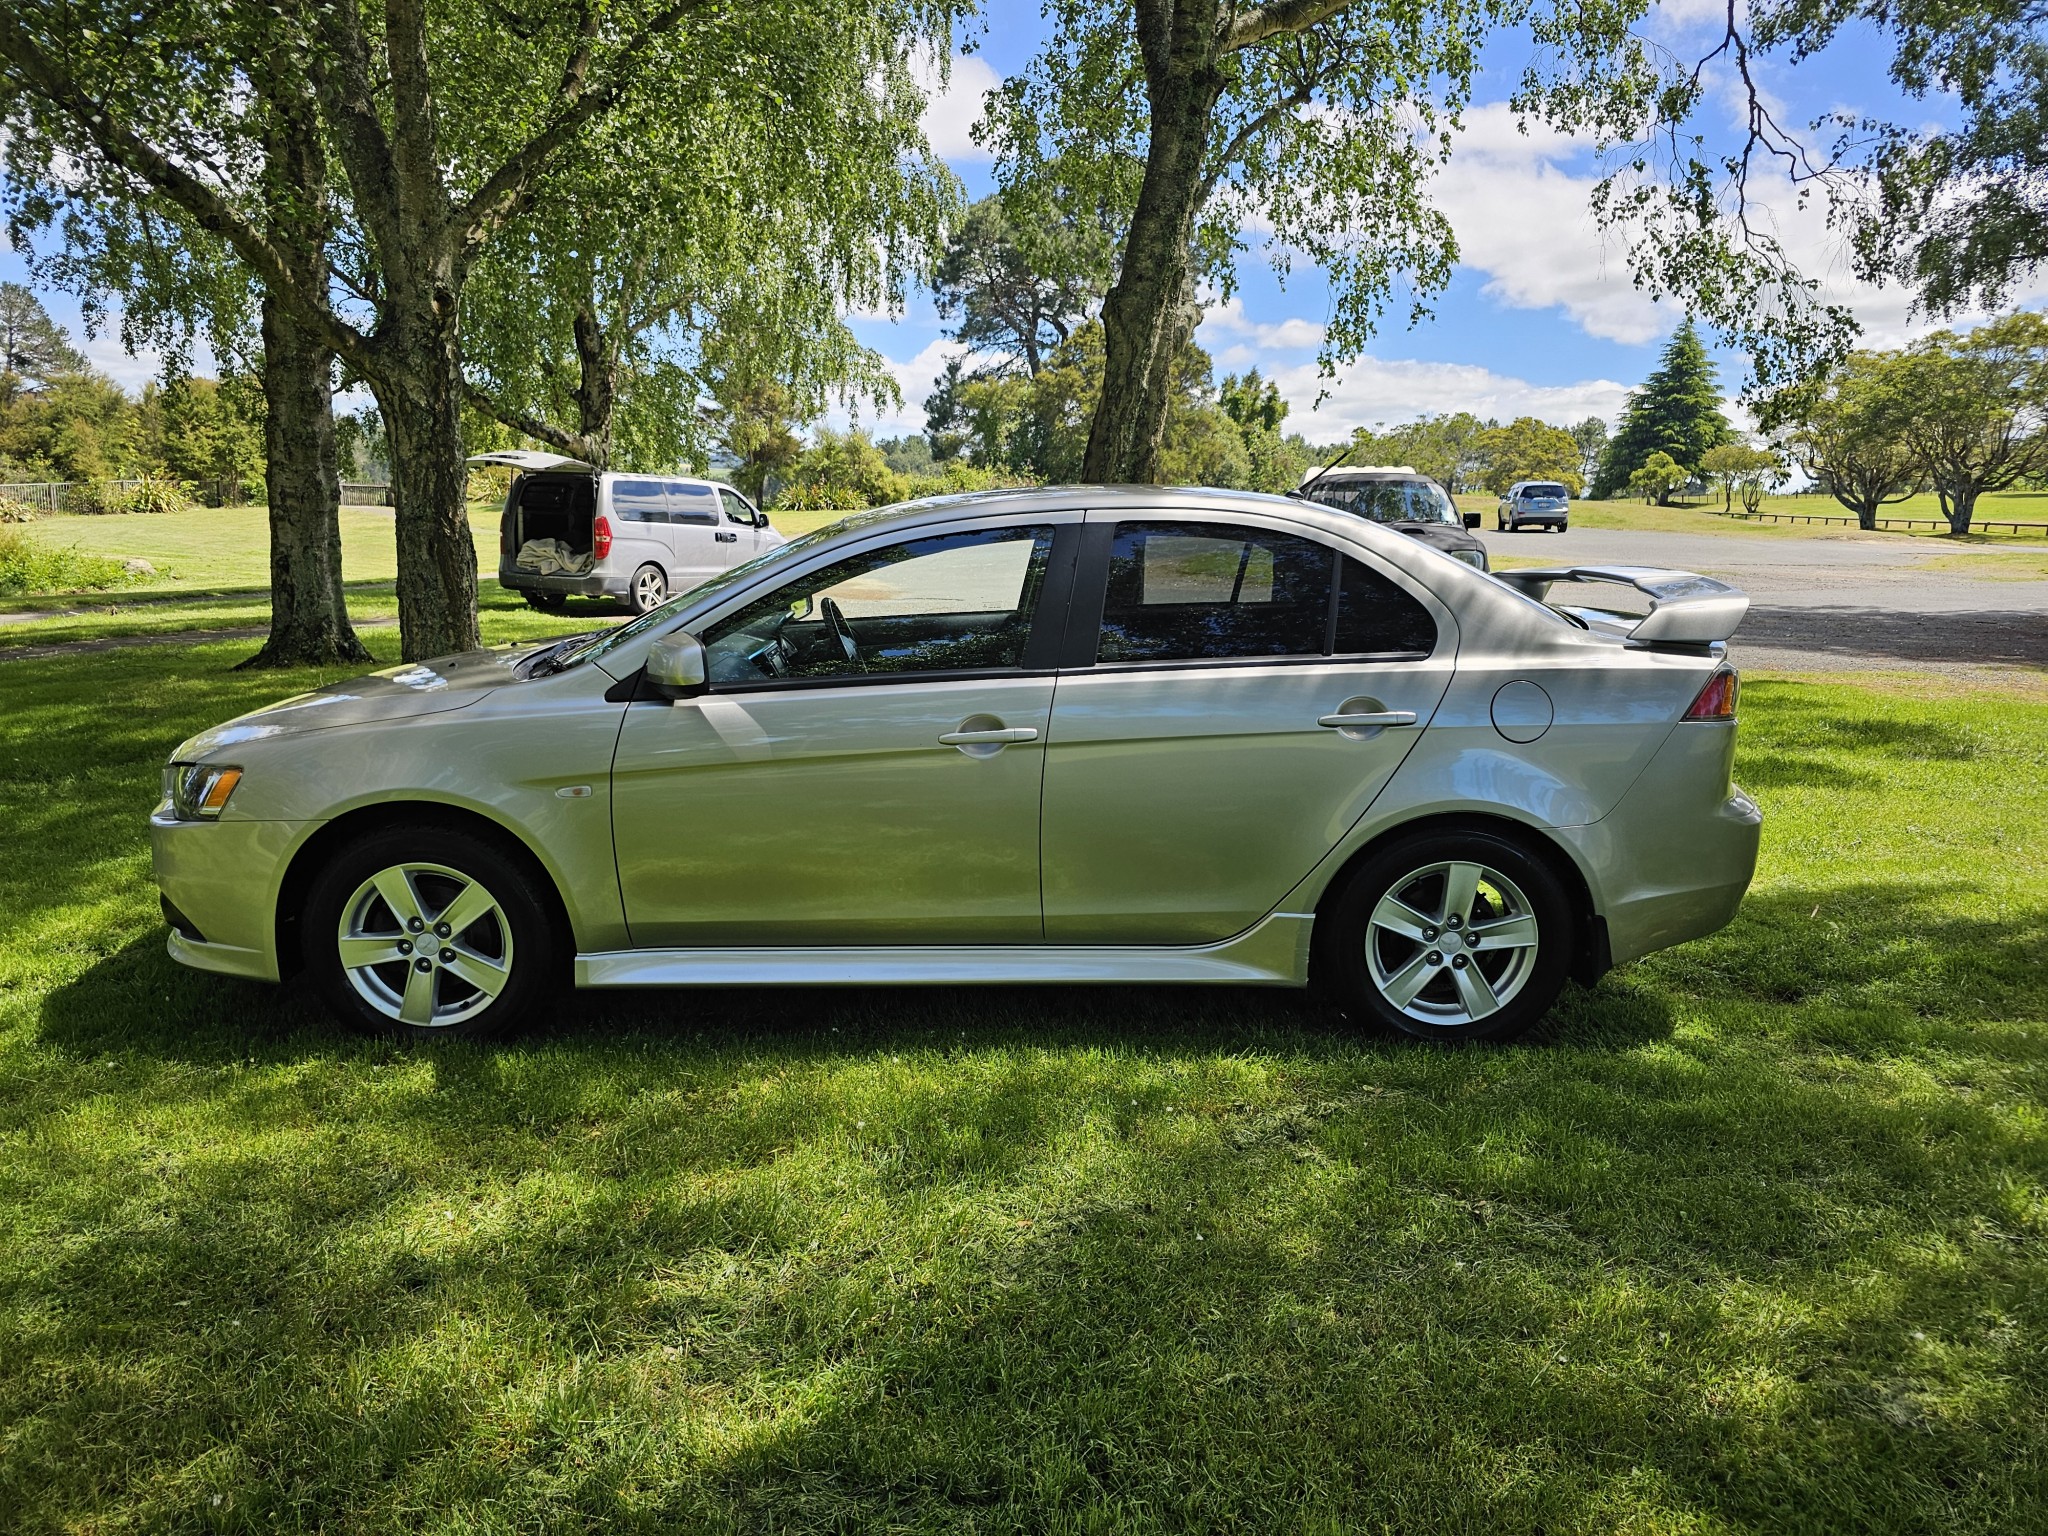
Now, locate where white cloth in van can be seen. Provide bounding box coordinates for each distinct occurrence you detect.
[515,538,593,576]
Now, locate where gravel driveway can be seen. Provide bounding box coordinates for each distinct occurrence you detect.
[1478,526,2048,678]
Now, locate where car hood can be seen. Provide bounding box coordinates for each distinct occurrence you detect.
[172,646,531,756]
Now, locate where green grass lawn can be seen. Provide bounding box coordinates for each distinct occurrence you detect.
[0,617,2043,1531]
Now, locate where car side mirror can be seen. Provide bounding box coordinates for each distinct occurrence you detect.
[1463,512,1481,529]
[644,631,707,699]
[755,511,769,529]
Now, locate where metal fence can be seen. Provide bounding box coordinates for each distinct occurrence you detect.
[0,476,263,510]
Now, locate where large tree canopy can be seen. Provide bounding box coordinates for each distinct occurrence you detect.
[984,0,1513,482]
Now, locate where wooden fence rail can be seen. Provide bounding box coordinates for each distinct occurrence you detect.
[1723,508,2048,536]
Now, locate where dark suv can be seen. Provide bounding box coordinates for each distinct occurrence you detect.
[1295,467,1489,571]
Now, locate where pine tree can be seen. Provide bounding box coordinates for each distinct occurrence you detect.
[1592,321,1735,500]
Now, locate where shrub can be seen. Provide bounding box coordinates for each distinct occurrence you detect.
[59,476,196,515]
[62,480,124,515]
[123,476,197,515]
[0,495,40,523]
[0,527,144,596]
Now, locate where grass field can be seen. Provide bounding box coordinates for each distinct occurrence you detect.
[1456,488,2048,544]
[0,613,2043,1530]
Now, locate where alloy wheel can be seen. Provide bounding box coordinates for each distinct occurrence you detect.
[632,566,666,612]
[336,862,515,1027]
[1363,860,1540,1027]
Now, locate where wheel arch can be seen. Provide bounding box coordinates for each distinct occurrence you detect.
[1306,811,1609,987]
[274,801,576,978]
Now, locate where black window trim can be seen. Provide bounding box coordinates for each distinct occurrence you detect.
[1061,516,1440,670]
[691,522,1082,697]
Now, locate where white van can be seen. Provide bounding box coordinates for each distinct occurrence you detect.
[477,451,785,614]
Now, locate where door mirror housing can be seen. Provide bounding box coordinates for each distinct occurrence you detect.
[644,631,708,699]
[1462,511,1482,530]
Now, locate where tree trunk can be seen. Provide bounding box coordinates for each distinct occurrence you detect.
[1082,34,1224,483]
[239,296,372,669]
[1945,483,1977,535]
[376,308,481,659]
[572,302,616,470]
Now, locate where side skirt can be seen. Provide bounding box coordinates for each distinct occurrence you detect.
[576,913,1316,989]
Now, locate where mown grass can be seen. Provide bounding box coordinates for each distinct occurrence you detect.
[1456,489,2048,545]
[0,623,2044,1531]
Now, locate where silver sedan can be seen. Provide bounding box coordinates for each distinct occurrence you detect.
[151,487,1761,1043]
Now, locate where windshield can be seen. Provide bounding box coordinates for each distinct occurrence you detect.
[545,516,855,671]
[1308,477,1458,526]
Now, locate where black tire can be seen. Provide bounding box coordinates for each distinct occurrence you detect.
[302,822,564,1041]
[523,590,569,612]
[628,563,668,615]
[1321,827,1574,1043]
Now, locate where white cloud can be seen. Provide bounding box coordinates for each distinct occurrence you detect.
[914,50,1000,163]
[1273,353,1633,438]
[1197,295,1325,352]
[827,334,966,438]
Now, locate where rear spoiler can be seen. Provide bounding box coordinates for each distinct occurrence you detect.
[1492,565,1749,646]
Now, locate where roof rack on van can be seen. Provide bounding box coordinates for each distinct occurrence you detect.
[1297,464,1418,483]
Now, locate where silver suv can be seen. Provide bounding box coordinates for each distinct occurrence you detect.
[1499,481,1572,533]
[479,451,785,614]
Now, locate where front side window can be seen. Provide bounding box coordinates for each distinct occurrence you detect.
[1096,521,1436,664]
[667,483,720,526]
[703,525,1055,686]
[611,480,668,523]
[718,488,758,525]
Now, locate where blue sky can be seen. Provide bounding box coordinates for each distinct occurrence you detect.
[3,3,2016,444]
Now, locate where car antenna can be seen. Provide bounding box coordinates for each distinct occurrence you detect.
[1293,440,1357,499]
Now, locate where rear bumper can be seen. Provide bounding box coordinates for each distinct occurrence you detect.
[498,567,628,598]
[1557,721,1762,967]
[1507,511,1569,526]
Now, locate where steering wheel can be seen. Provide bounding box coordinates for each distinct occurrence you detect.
[820,596,863,669]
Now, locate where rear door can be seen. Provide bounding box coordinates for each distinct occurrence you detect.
[606,478,673,582]
[663,481,726,593]
[1039,514,1457,944]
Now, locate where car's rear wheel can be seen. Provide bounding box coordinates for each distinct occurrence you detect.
[629,563,668,615]
[1324,829,1573,1043]
[303,824,561,1040]
[523,590,569,612]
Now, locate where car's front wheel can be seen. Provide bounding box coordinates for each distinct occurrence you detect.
[1323,829,1573,1043]
[303,823,561,1040]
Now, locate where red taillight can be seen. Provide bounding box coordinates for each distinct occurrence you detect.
[593,515,613,560]
[1684,669,1739,721]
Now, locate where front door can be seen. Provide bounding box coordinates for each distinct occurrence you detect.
[1040,516,1456,944]
[716,487,766,565]
[612,520,1074,947]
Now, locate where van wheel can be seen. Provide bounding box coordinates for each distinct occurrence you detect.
[629,563,668,614]
[303,824,562,1041]
[523,591,568,612]
[1323,829,1573,1043]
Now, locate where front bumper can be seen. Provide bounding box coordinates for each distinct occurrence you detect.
[498,567,628,599]
[150,813,310,982]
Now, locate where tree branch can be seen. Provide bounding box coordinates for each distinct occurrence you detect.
[0,16,375,375]
[1222,0,1356,54]
[466,380,596,459]
[456,0,711,250]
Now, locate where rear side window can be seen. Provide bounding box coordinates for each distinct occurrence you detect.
[667,483,720,526]
[612,480,668,523]
[1335,557,1437,654]
[1095,521,1435,664]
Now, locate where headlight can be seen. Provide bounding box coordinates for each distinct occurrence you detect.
[1453,548,1488,570]
[163,761,243,820]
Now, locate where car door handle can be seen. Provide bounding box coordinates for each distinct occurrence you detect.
[715,530,738,543]
[938,727,1040,745]
[1317,711,1418,729]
